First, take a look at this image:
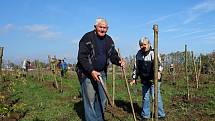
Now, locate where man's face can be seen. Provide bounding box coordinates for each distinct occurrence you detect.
[95,22,108,37]
[140,41,150,52]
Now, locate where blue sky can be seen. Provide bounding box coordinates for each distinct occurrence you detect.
[0,0,215,64]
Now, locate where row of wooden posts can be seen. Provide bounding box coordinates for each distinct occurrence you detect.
[0,23,201,120]
[109,25,203,121]
[184,45,202,100]
[110,26,202,121]
[0,24,160,121]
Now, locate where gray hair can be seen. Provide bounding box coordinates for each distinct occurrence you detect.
[139,37,150,46]
[95,17,108,26]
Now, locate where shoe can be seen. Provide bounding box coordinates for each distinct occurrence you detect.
[141,118,150,121]
[158,117,165,120]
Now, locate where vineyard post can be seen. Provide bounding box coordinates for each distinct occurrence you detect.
[192,51,201,89]
[117,48,124,80]
[0,47,3,79]
[112,62,115,105]
[185,44,189,100]
[197,55,202,89]
[48,55,58,89]
[153,24,158,121]
[118,48,137,121]
[48,55,51,64]
[122,67,137,121]
[192,51,198,88]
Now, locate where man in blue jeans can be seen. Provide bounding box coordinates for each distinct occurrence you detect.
[76,17,125,121]
[130,37,165,121]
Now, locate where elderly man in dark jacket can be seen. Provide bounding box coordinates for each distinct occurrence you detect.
[76,17,125,121]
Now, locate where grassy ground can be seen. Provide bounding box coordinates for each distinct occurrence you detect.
[0,70,215,121]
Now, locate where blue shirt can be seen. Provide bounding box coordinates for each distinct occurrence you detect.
[60,61,68,70]
[94,36,107,71]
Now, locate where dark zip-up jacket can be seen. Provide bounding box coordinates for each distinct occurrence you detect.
[77,30,121,77]
[132,48,163,83]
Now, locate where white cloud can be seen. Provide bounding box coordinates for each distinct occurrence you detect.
[146,14,173,25]
[0,24,15,34]
[192,0,215,12]
[4,24,14,30]
[174,29,204,39]
[24,24,61,39]
[173,26,215,40]
[25,24,49,32]
[163,28,181,33]
[192,31,215,40]
[184,0,215,24]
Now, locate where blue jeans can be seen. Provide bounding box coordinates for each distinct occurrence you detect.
[80,71,106,121]
[141,82,165,119]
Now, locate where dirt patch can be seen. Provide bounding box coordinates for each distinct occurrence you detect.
[180,109,215,121]
[2,112,26,121]
[172,95,208,104]
[42,80,57,91]
[42,80,72,93]
[105,104,128,119]
[106,100,142,120]
[59,95,82,103]
[0,87,27,121]
[169,95,214,121]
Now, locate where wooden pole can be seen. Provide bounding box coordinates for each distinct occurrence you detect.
[60,76,63,93]
[185,45,189,100]
[117,49,136,121]
[0,47,3,80]
[35,60,41,81]
[153,24,159,121]
[117,48,124,80]
[192,51,201,89]
[197,55,202,89]
[49,56,58,89]
[48,55,51,64]
[191,51,198,88]
[112,63,115,105]
[98,76,114,107]
[122,67,137,121]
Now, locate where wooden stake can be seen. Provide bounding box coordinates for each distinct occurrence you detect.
[185,45,189,100]
[122,67,137,121]
[117,48,136,121]
[192,51,201,89]
[197,55,202,88]
[192,51,198,88]
[153,24,159,121]
[112,63,115,105]
[99,76,114,107]
[0,47,3,79]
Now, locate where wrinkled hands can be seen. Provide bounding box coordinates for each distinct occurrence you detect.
[130,79,136,86]
[91,70,101,82]
[130,72,161,85]
[158,71,161,80]
[119,58,126,68]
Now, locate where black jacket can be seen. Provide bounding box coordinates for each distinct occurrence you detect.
[132,48,163,83]
[77,30,121,77]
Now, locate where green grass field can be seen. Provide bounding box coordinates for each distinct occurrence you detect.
[0,70,215,121]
